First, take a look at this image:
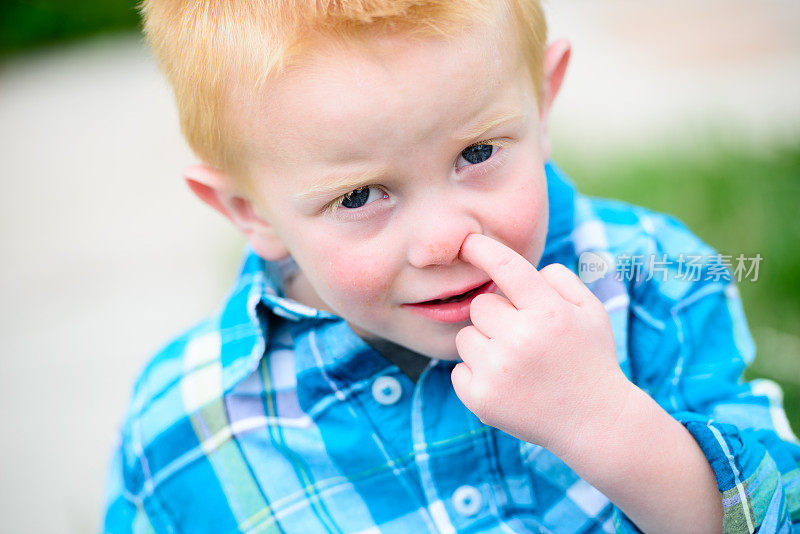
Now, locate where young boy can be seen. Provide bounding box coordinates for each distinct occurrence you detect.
[102,1,800,532]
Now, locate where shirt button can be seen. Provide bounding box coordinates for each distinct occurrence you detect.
[372,375,402,405]
[452,485,482,517]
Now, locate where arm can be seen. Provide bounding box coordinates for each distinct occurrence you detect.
[659,281,799,532]
[569,277,800,533]
[559,375,724,533]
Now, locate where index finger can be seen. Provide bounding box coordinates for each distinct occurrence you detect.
[459,234,557,309]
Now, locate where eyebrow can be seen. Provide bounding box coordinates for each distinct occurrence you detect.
[295,167,387,202]
[295,109,526,202]
[454,109,526,144]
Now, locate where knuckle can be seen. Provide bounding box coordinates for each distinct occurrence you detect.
[558,262,578,278]
[508,321,534,345]
[506,321,539,354]
[542,303,571,334]
[469,383,492,421]
[495,357,516,378]
[495,250,517,271]
[451,362,469,390]
[470,293,491,315]
[455,326,472,347]
[544,263,581,288]
[541,262,562,274]
[541,262,567,277]
[591,294,610,315]
[588,304,612,331]
[456,325,485,351]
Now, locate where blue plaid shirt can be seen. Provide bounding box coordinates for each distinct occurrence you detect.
[102,162,800,533]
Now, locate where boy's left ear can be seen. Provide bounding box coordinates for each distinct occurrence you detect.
[539,39,571,159]
[182,164,291,261]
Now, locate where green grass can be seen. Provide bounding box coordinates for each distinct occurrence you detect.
[0,0,140,58]
[553,140,800,436]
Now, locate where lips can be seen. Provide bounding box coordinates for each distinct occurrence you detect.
[420,281,493,304]
[402,281,496,323]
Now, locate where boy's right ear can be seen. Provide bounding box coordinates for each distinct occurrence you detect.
[183,164,290,261]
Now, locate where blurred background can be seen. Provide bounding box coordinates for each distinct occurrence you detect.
[1,0,798,532]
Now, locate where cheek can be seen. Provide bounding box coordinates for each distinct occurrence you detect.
[485,174,548,255]
[310,243,394,310]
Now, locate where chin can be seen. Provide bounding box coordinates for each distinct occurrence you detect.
[352,320,463,360]
[405,336,461,361]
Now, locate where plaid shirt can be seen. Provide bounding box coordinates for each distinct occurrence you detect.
[102,162,800,533]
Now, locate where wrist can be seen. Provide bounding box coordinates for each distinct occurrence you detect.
[552,376,724,533]
[554,370,638,469]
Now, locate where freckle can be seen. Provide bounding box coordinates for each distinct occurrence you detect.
[428,244,447,255]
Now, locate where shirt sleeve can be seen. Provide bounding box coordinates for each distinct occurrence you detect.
[100,433,156,534]
[627,267,800,532]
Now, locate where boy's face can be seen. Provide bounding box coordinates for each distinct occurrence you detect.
[229,17,555,360]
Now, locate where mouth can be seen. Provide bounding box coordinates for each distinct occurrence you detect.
[420,281,493,304]
[402,281,496,323]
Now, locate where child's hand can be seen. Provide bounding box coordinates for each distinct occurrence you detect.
[451,234,633,459]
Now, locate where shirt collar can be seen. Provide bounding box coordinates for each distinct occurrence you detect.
[217,160,577,394]
[540,160,576,265]
[216,245,340,393]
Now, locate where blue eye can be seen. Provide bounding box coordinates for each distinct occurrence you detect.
[460,144,496,165]
[339,186,384,209]
[341,187,370,208]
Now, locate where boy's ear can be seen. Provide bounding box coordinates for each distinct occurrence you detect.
[183,164,290,261]
[539,38,571,159]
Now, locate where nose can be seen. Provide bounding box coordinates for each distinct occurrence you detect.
[406,200,482,269]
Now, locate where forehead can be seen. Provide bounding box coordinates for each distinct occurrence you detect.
[231,13,529,172]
